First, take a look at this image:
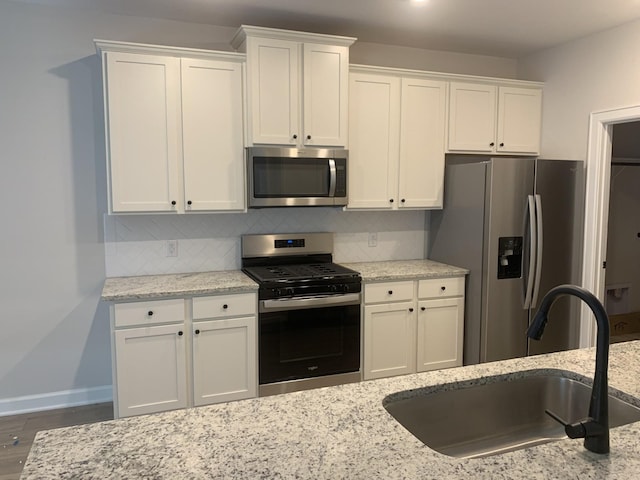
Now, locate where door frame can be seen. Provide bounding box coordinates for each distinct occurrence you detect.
[581,105,640,346]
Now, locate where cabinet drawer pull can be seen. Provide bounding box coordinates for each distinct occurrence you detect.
[187,200,192,206]
[421,306,426,311]
[499,142,504,147]
[147,311,154,316]
[388,290,393,295]
[409,308,414,312]
[441,286,446,291]
[195,329,200,335]
[178,331,183,336]
[306,135,311,140]
[292,134,298,139]
[490,142,495,147]
[389,198,394,203]
[171,200,176,206]
[223,304,228,309]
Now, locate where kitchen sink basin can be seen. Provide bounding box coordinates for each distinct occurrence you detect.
[383,369,640,458]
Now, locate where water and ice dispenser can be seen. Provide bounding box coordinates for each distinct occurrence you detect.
[498,236,523,279]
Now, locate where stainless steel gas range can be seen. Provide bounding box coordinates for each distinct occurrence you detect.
[241,232,362,396]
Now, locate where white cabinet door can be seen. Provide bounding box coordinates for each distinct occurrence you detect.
[448,82,497,153]
[416,297,464,372]
[497,87,542,154]
[247,38,299,145]
[364,301,416,380]
[348,73,400,209]
[398,78,447,209]
[192,316,257,406]
[105,52,181,212]
[114,323,187,418]
[303,43,349,147]
[181,58,245,211]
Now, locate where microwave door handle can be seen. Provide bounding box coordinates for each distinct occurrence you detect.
[328,159,337,197]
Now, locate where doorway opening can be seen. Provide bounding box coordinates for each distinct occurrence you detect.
[605,121,640,344]
[582,106,640,347]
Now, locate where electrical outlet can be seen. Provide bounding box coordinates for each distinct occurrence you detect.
[166,240,178,257]
[368,232,378,247]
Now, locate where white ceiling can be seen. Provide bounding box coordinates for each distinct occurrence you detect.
[15,0,640,57]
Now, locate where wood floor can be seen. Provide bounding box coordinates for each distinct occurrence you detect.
[0,402,113,480]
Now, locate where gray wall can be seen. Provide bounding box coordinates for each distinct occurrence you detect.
[0,0,522,413]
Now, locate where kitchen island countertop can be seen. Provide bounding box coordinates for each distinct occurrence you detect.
[21,341,640,479]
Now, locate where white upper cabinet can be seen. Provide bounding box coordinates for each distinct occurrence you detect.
[232,26,355,147]
[348,67,447,210]
[448,82,542,155]
[181,58,245,211]
[96,40,246,214]
[398,77,447,208]
[497,86,543,154]
[104,52,182,213]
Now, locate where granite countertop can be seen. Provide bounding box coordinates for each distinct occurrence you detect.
[21,341,640,479]
[342,259,469,282]
[101,270,258,302]
[101,260,468,301]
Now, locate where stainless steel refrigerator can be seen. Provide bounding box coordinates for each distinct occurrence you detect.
[429,156,585,364]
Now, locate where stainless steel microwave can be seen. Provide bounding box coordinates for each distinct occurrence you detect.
[247,147,348,208]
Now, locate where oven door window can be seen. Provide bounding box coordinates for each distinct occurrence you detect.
[253,157,330,197]
[259,304,360,384]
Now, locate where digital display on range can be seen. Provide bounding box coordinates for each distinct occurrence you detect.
[275,239,305,248]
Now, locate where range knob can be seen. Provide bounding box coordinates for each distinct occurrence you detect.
[286,288,295,297]
[342,284,350,293]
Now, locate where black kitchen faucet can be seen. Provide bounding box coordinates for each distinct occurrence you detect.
[527,284,610,454]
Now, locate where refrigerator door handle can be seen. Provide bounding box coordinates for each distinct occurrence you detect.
[531,194,544,308]
[523,195,537,309]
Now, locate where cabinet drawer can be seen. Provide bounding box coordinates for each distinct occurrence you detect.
[365,281,414,304]
[418,277,465,299]
[114,299,185,328]
[192,293,257,320]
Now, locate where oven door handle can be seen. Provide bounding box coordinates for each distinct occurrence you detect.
[260,293,361,313]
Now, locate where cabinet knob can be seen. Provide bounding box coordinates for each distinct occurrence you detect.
[195,329,200,335]
[441,286,446,291]
[401,198,406,203]
[389,199,394,203]
[388,290,393,295]
[187,200,192,206]
[421,306,426,311]
[292,134,298,140]
[147,310,153,316]
[490,142,495,147]
[223,304,228,309]
[171,200,176,206]
[178,331,183,336]
[306,135,312,140]
[499,142,504,147]
[409,308,414,312]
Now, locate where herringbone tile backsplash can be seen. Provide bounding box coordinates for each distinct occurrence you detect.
[105,208,428,277]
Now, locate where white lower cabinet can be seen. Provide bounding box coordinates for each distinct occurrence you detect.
[114,323,188,418]
[111,293,257,418]
[364,301,416,380]
[192,293,257,406]
[363,277,465,381]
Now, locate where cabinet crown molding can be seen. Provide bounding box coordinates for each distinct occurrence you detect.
[94,39,245,62]
[350,64,544,88]
[231,25,357,50]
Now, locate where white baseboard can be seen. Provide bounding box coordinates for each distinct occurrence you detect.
[0,385,113,417]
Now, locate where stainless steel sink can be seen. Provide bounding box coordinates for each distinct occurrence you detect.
[383,369,640,458]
